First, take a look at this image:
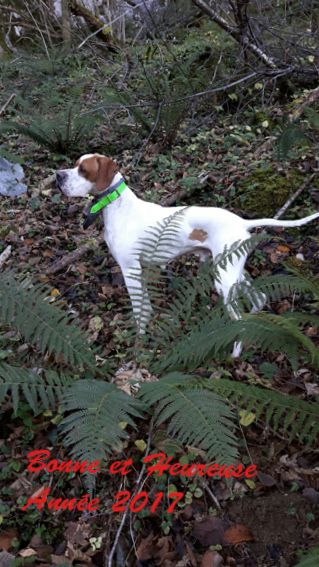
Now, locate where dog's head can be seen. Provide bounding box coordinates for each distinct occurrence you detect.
[56,154,119,197]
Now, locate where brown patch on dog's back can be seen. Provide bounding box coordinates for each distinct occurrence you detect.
[189,228,208,242]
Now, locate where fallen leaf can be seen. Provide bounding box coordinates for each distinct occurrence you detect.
[239,410,255,427]
[50,288,61,298]
[305,382,319,396]
[0,528,18,551]
[201,550,224,567]
[223,524,254,545]
[276,244,290,253]
[0,551,15,567]
[193,517,226,546]
[302,487,319,505]
[135,439,147,452]
[136,533,154,561]
[51,554,72,565]
[18,548,37,558]
[257,471,276,487]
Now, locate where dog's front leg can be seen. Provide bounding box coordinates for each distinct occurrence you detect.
[122,264,153,334]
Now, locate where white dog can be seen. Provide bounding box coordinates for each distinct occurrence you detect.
[56,154,319,356]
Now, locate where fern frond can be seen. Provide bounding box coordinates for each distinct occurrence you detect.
[205,378,319,445]
[153,310,319,373]
[0,270,96,369]
[139,372,238,463]
[60,380,143,462]
[0,363,72,415]
[277,122,310,159]
[295,546,319,567]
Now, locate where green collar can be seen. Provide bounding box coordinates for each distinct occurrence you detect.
[83,178,127,229]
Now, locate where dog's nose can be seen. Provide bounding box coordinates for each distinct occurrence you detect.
[56,171,67,189]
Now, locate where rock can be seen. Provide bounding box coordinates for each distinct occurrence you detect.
[0,550,16,567]
[0,157,27,196]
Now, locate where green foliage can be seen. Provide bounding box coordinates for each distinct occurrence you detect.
[235,166,304,216]
[295,546,319,567]
[0,364,71,415]
[139,372,238,463]
[102,45,216,147]
[125,212,318,370]
[154,309,319,373]
[0,103,99,155]
[206,378,319,445]
[276,107,319,160]
[0,270,97,415]
[60,380,142,462]
[277,122,310,159]
[0,271,96,369]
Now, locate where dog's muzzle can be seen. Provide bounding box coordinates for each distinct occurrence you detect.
[56,171,67,190]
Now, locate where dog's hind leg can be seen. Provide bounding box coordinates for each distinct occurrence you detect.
[211,242,248,358]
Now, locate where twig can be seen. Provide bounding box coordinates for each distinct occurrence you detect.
[39,173,56,191]
[107,420,154,567]
[132,101,163,167]
[0,93,16,116]
[0,245,12,269]
[273,173,315,220]
[201,480,221,510]
[46,236,104,275]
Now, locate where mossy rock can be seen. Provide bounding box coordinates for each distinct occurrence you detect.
[235,166,305,216]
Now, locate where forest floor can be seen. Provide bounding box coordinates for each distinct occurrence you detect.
[0,46,319,567]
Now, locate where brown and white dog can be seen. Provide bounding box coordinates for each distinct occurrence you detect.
[56,153,319,356]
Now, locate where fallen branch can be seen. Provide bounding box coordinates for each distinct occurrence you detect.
[0,245,12,269]
[289,85,319,123]
[192,0,277,69]
[273,173,316,220]
[0,93,16,116]
[46,236,104,275]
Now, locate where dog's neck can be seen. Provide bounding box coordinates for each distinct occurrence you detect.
[107,172,126,192]
[100,172,140,224]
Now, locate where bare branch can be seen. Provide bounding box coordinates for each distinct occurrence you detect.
[192,0,278,69]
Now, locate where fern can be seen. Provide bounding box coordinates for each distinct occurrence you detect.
[204,378,319,446]
[125,209,188,334]
[138,372,238,463]
[0,270,96,370]
[0,104,99,155]
[0,363,71,415]
[295,546,319,567]
[277,122,310,159]
[153,310,319,372]
[60,380,143,462]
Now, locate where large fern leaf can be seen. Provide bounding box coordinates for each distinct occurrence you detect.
[60,380,143,462]
[295,546,319,567]
[0,363,71,415]
[139,372,238,463]
[205,378,319,446]
[0,270,96,369]
[153,309,319,373]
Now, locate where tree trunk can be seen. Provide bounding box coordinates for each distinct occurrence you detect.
[61,0,71,47]
[69,0,120,52]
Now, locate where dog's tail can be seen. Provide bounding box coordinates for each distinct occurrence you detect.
[244,212,319,231]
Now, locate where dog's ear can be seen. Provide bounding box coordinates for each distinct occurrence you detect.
[95,156,118,191]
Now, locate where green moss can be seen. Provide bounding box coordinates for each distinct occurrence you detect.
[235,166,305,216]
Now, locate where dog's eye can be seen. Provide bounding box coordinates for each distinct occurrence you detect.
[79,165,85,174]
